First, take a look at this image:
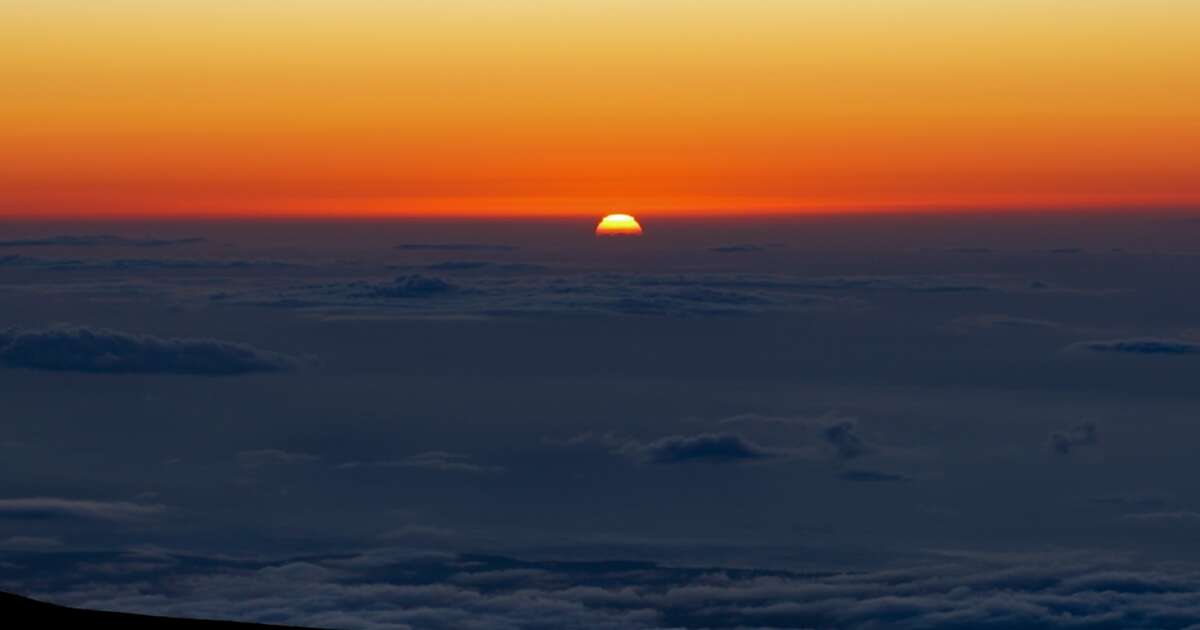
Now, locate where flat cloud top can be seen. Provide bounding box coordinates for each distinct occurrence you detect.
[15,547,1200,629]
[625,432,773,464]
[1071,337,1200,355]
[0,325,296,375]
[0,497,162,521]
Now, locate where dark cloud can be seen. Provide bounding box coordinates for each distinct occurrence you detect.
[0,254,82,269]
[364,275,458,298]
[337,451,504,474]
[235,449,320,469]
[1048,422,1099,455]
[96,258,296,271]
[709,244,766,253]
[716,412,827,426]
[0,498,162,521]
[210,268,1102,321]
[632,271,1122,296]
[619,433,773,465]
[0,255,295,271]
[1121,512,1200,525]
[838,469,912,483]
[634,273,997,293]
[1070,338,1200,355]
[564,415,886,468]
[542,432,629,451]
[950,314,1063,332]
[378,525,459,545]
[0,325,296,375]
[698,412,888,466]
[821,418,870,460]
[0,235,205,248]
[240,271,855,319]
[0,536,63,551]
[599,295,753,317]
[425,261,549,273]
[425,260,493,271]
[714,412,876,453]
[1091,491,1172,508]
[397,243,517,251]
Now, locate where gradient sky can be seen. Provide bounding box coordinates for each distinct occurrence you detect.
[2,0,1198,217]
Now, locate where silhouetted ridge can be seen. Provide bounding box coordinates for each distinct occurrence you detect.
[0,592,318,629]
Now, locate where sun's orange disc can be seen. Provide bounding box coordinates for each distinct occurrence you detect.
[595,214,644,237]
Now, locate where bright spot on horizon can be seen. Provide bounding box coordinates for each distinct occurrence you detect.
[595,214,644,237]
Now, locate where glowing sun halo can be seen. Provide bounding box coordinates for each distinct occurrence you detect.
[595,213,643,237]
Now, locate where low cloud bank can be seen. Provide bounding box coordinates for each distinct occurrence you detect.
[0,326,296,375]
[396,243,516,252]
[16,548,1200,629]
[0,235,205,248]
[1048,422,1100,456]
[1070,338,1200,355]
[0,497,162,521]
[620,433,774,465]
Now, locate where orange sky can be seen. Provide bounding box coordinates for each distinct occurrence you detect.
[2,1,1198,218]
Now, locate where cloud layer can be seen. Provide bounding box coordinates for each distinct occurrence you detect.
[620,433,773,465]
[1071,338,1200,355]
[1048,422,1100,455]
[337,452,505,474]
[0,235,205,248]
[0,326,296,375]
[0,497,162,522]
[12,548,1200,629]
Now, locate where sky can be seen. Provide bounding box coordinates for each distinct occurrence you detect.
[4,2,1200,629]
[3,0,1199,217]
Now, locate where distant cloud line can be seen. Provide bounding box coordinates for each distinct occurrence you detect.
[0,235,206,248]
[17,546,1200,629]
[0,325,296,375]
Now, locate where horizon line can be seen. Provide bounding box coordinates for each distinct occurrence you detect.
[3,198,1200,222]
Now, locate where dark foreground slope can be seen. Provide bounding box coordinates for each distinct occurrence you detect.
[0,592,318,629]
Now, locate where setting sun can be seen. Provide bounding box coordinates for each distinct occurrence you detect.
[595,214,644,237]
[3,2,1199,627]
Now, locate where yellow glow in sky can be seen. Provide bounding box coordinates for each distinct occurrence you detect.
[1,1,1198,217]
